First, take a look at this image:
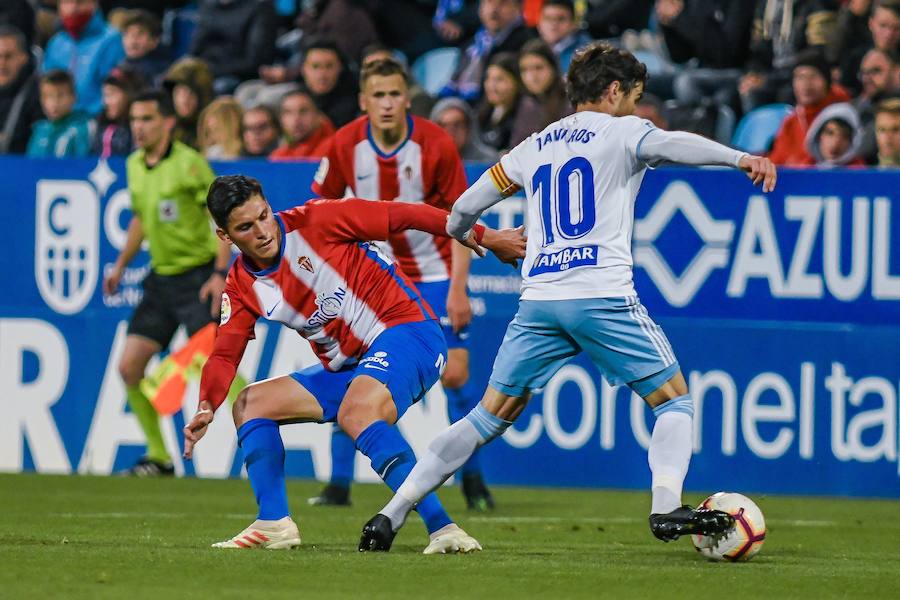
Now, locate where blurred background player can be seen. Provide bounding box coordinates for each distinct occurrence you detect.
[102,90,231,476]
[308,57,496,510]
[359,42,777,552]
[181,176,524,551]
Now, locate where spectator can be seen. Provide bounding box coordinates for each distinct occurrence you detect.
[804,103,865,167]
[657,0,755,111]
[241,104,281,157]
[162,57,214,150]
[0,25,42,154]
[361,44,435,118]
[537,0,592,72]
[299,38,359,128]
[189,0,278,95]
[855,48,899,161]
[431,96,500,161]
[740,0,839,113]
[584,0,653,39]
[42,0,125,116]
[477,52,542,151]
[269,87,335,160]
[634,92,669,129]
[442,0,537,102]
[242,38,359,127]
[519,39,571,129]
[769,55,851,166]
[198,97,244,160]
[27,69,92,157]
[0,0,35,48]
[99,1,191,19]
[828,0,873,68]
[839,0,900,94]
[874,97,900,166]
[120,9,168,87]
[91,65,143,157]
[432,0,482,50]
[296,0,379,65]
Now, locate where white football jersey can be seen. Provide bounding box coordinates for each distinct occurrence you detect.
[497,111,657,301]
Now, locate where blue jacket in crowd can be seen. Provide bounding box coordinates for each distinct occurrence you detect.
[26,112,94,158]
[42,12,124,116]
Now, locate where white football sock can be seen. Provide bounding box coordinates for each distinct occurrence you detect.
[648,411,693,515]
[381,404,511,531]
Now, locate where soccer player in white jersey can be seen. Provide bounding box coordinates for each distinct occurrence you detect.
[358,41,777,551]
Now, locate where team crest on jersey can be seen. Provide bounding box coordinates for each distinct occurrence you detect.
[158,199,178,222]
[404,166,413,180]
[297,256,314,273]
[220,292,231,325]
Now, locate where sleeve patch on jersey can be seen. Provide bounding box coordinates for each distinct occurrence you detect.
[313,157,329,187]
[220,292,231,325]
[488,163,521,198]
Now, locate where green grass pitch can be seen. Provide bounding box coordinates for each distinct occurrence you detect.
[0,473,897,599]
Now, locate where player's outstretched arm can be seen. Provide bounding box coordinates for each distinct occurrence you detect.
[637,129,777,192]
[446,168,511,242]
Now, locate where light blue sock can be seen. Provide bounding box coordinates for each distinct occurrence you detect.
[652,394,694,418]
[355,420,453,534]
[446,384,482,476]
[329,424,356,488]
[237,418,289,521]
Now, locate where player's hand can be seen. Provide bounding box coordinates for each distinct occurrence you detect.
[446,286,472,332]
[183,402,214,459]
[738,155,777,193]
[458,230,487,258]
[481,225,527,269]
[200,273,227,319]
[102,265,123,297]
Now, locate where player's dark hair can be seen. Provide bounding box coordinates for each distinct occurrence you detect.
[566,42,648,106]
[360,57,409,89]
[122,9,162,38]
[0,24,27,53]
[41,69,75,92]
[207,175,266,229]
[131,89,174,116]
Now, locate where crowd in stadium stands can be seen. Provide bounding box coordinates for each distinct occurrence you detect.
[1,0,898,167]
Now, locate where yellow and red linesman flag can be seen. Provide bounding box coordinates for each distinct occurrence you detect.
[141,323,245,415]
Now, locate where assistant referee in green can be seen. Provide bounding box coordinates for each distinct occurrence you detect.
[103,89,231,476]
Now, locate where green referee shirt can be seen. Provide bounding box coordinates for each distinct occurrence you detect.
[126,141,217,275]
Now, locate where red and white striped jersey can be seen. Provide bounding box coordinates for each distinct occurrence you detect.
[311,115,469,283]
[200,198,469,410]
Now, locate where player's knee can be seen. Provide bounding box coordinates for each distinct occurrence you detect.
[337,395,393,438]
[117,359,143,387]
[441,363,469,389]
[232,385,255,426]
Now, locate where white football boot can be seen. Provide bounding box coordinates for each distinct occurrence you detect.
[212,516,301,549]
[422,523,482,555]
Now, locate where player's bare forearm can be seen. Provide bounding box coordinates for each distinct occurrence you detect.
[115,216,145,270]
[183,400,214,459]
[449,241,472,294]
[447,242,473,331]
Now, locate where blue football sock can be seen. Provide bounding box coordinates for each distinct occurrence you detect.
[237,418,289,521]
[446,384,482,477]
[355,420,453,534]
[329,424,356,489]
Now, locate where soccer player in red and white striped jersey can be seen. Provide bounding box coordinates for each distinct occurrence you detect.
[310,56,497,509]
[182,175,524,552]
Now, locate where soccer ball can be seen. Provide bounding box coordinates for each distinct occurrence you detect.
[691,492,766,562]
